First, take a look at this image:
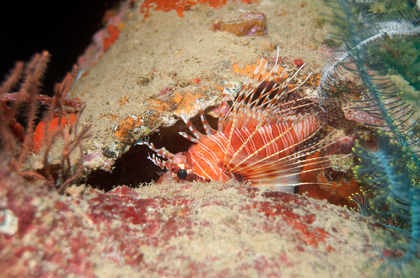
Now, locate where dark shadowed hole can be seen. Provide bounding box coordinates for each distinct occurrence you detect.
[85,113,218,192]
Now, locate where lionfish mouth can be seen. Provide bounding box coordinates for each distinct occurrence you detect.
[137,47,336,192]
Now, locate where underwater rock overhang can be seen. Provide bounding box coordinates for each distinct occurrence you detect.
[69,0,332,180]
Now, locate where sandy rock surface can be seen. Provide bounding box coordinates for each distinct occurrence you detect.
[1,161,383,277]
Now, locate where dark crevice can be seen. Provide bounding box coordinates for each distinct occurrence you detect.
[85,112,218,192]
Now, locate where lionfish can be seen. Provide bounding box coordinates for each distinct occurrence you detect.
[137,49,331,192]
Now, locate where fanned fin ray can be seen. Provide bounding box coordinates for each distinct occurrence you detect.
[226,150,300,193]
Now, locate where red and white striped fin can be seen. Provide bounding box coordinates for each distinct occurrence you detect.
[221,57,313,132]
[225,121,291,169]
[223,106,238,165]
[135,139,174,161]
[178,131,199,143]
[135,139,181,171]
[227,118,321,173]
[236,150,331,183]
[197,100,215,136]
[226,150,300,193]
[225,134,333,192]
[235,126,328,175]
[180,114,204,140]
[221,49,281,130]
[147,153,170,170]
[179,101,216,141]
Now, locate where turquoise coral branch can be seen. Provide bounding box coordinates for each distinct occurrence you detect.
[321,0,420,276]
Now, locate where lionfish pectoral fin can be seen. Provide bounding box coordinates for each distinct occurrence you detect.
[226,151,300,193]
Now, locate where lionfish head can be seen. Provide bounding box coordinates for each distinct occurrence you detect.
[134,139,204,183]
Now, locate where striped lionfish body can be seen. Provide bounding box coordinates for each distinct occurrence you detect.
[137,50,329,192]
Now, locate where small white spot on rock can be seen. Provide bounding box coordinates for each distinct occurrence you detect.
[0,209,19,236]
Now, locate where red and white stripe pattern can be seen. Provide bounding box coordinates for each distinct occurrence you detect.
[186,118,320,182]
[139,48,331,191]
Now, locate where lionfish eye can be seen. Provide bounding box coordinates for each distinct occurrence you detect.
[177,169,188,180]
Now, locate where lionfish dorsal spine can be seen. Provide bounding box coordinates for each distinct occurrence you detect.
[223,107,236,162]
[197,105,214,136]
[181,114,203,140]
[254,57,265,75]
[178,131,199,143]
